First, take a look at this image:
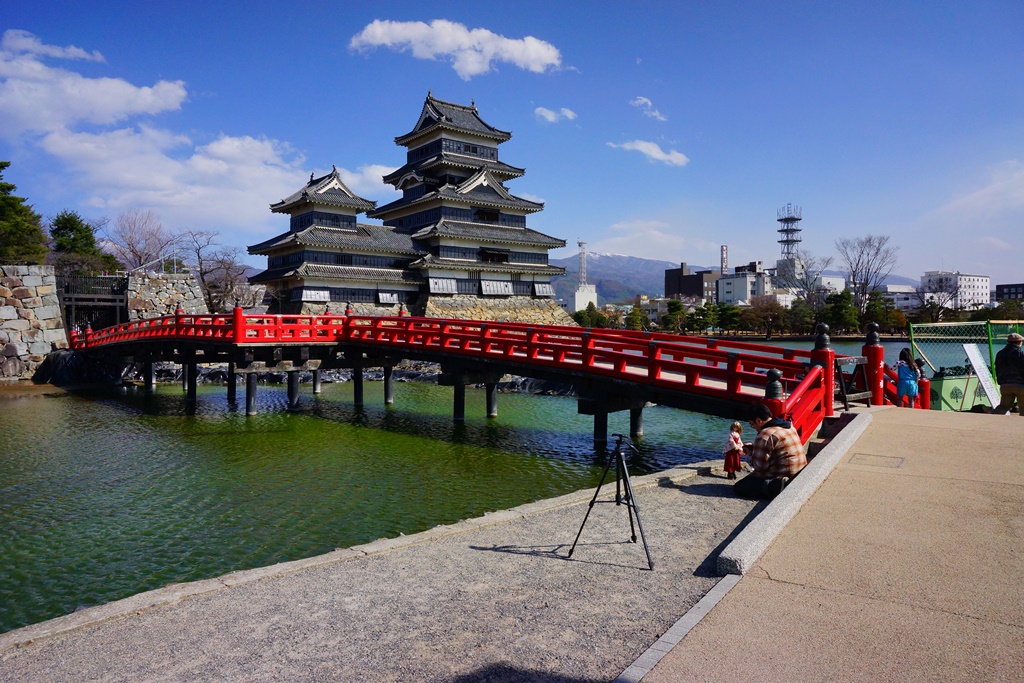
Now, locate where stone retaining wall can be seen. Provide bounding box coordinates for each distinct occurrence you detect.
[1,265,69,382]
[423,295,576,326]
[127,273,208,320]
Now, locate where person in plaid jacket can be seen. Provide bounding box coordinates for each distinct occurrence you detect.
[734,403,807,499]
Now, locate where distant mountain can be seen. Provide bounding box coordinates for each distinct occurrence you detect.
[551,252,920,307]
[550,253,693,304]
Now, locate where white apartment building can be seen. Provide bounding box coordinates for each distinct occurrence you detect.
[882,284,918,313]
[921,271,991,310]
[717,269,772,306]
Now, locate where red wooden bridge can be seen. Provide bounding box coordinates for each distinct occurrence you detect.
[68,309,924,445]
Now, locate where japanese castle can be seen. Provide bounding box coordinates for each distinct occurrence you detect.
[249,93,572,324]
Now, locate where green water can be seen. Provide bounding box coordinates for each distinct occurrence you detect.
[0,381,730,634]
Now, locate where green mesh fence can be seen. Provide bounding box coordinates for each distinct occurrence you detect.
[908,320,1024,411]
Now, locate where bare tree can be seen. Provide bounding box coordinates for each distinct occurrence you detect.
[103,209,180,270]
[913,274,961,323]
[776,248,835,314]
[179,229,255,312]
[835,235,899,313]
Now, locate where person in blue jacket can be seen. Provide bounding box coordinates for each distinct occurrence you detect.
[894,347,920,407]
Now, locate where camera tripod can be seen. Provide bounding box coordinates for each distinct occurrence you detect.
[568,433,654,569]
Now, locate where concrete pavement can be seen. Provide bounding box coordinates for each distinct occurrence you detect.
[638,408,1024,682]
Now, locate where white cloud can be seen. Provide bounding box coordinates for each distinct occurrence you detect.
[516,191,545,204]
[937,160,1024,217]
[0,30,187,136]
[349,19,561,80]
[534,106,576,123]
[0,30,401,250]
[977,236,1013,250]
[630,96,666,122]
[607,140,689,167]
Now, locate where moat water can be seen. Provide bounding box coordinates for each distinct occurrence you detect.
[0,339,932,634]
[0,380,733,634]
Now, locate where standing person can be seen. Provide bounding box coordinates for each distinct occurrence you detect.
[894,347,920,408]
[734,404,807,499]
[993,332,1024,415]
[722,421,744,480]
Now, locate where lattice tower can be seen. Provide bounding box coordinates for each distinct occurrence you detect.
[578,241,588,287]
[777,203,802,259]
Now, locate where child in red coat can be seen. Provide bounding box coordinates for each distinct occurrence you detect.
[723,421,744,479]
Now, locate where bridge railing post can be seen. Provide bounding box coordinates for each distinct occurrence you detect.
[647,341,659,381]
[862,322,886,407]
[763,368,785,417]
[174,305,184,339]
[582,332,594,367]
[232,304,247,344]
[810,323,835,417]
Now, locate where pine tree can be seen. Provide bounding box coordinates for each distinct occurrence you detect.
[0,161,48,265]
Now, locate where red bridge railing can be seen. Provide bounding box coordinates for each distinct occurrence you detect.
[69,311,838,440]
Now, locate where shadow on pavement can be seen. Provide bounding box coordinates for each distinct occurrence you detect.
[692,501,769,577]
[468,541,654,571]
[448,662,605,682]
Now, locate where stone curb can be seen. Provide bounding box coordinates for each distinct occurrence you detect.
[0,464,702,653]
[716,411,875,576]
[615,574,742,683]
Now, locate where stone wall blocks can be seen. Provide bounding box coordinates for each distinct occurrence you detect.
[43,329,68,344]
[11,287,32,298]
[41,295,61,307]
[21,275,43,287]
[28,341,51,355]
[4,342,29,357]
[34,305,60,320]
[0,286,11,298]
[21,297,43,307]
[2,277,21,288]
[4,318,30,331]
[35,284,54,295]
[0,305,17,320]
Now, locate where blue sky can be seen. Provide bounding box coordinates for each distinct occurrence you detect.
[1,2,1022,285]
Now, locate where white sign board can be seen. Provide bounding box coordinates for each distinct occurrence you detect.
[963,343,1003,410]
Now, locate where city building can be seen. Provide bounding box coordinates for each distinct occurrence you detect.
[664,262,719,302]
[921,270,991,310]
[881,284,919,313]
[994,282,1024,301]
[717,261,772,306]
[249,93,571,323]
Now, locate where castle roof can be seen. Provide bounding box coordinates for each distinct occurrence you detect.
[247,224,418,256]
[407,253,566,276]
[270,166,376,214]
[249,263,424,285]
[395,93,512,147]
[382,152,525,187]
[368,169,542,219]
[411,219,565,248]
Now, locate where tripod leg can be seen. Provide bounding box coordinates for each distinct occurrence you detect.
[618,454,655,570]
[617,449,638,543]
[568,449,614,558]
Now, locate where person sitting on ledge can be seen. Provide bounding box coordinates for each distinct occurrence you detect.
[734,403,807,499]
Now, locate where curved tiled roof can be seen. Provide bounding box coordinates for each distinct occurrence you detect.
[368,178,543,219]
[382,153,524,186]
[407,253,566,276]
[395,93,512,146]
[270,167,376,213]
[248,224,419,255]
[249,263,424,285]
[411,220,565,248]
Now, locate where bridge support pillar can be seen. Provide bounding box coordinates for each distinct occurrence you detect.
[485,382,498,419]
[186,360,198,403]
[227,361,237,402]
[181,362,188,392]
[593,411,608,448]
[630,406,644,438]
[246,373,258,415]
[453,380,466,422]
[144,361,155,393]
[312,369,322,395]
[383,365,394,405]
[287,371,300,411]
[353,364,364,408]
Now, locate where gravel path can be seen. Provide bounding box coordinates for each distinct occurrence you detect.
[1,466,760,682]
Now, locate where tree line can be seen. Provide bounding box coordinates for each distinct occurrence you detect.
[0,161,256,313]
